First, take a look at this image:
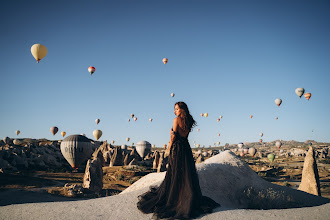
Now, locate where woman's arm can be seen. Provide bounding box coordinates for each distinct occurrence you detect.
[168,117,179,151]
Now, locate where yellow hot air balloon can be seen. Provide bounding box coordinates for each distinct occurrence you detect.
[162,58,168,64]
[31,44,48,63]
[93,129,102,140]
[61,131,66,137]
[204,113,208,117]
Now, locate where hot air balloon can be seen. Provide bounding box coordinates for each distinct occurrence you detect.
[15,130,20,136]
[31,44,47,63]
[243,147,249,154]
[275,117,278,120]
[275,98,282,106]
[162,58,168,64]
[60,135,94,169]
[250,115,253,119]
[304,93,311,100]
[171,93,175,97]
[200,113,204,117]
[276,141,282,149]
[128,119,130,122]
[217,118,220,122]
[220,115,223,119]
[61,131,66,137]
[259,139,263,143]
[218,133,220,137]
[13,139,22,145]
[163,144,167,149]
[204,113,208,117]
[249,147,257,157]
[131,114,134,118]
[259,132,263,137]
[93,129,102,140]
[121,145,127,151]
[197,129,200,132]
[238,142,244,148]
[50,126,58,136]
[149,118,153,122]
[3,137,10,144]
[112,140,115,144]
[126,137,130,142]
[88,66,95,75]
[136,141,151,159]
[134,117,137,121]
[295,88,305,98]
[267,153,275,162]
[95,119,100,124]
[217,141,220,145]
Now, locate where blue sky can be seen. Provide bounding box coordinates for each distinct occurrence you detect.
[1,0,329,147]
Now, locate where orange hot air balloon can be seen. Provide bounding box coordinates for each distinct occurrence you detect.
[217,118,220,122]
[250,115,253,119]
[259,139,263,143]
[162,58,168,64]
[304,93,311,100]
[197,129,200,132]
[218,133,220,137]
[200,113,204,117]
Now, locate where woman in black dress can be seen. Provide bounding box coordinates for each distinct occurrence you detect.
[137,101,220,219]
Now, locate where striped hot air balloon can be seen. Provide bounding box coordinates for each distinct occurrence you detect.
[60,135,93,169]
[304,93,311,100]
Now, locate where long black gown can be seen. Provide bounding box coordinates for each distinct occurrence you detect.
[137,132,220,219]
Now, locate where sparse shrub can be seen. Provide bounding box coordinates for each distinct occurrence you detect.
[115,174,125,181]
[283,181,290,187]
[258,172,266,177]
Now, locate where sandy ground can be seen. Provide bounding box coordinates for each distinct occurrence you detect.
[0,188,329,220]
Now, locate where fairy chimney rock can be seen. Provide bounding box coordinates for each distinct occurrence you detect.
[298,146,321,196]
[82,157,103,193]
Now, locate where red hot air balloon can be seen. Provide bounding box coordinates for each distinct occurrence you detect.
[88,66,95,75]
[250,115,253,119]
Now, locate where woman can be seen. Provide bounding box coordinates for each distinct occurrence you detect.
[137,101,220,219]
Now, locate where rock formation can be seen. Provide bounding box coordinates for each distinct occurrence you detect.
[157,152,166,173]
[82,156,103,193]
[110,147,123,167]
[298,146,321,196]
[153,151,160,169]
[196,154,204,164]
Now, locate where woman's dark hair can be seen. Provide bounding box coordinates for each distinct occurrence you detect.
[175,101,197,132]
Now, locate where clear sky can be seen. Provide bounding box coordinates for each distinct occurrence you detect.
[1,0,329,147]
